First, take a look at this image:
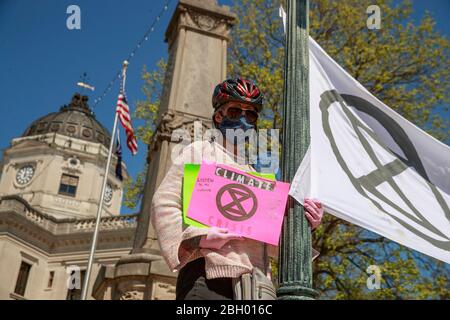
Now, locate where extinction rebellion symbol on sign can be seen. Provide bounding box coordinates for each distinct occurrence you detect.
[216,183,258,221]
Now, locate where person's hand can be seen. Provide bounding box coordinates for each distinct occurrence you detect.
[304,198,324,230]
[199,227,244,250]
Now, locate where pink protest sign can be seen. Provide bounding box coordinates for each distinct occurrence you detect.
[187,161,290,245]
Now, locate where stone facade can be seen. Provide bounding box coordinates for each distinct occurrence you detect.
[1,133,123,219]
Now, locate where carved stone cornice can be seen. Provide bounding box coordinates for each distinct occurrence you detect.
[178,6,232,37]
[165,0,236,45]
[146,110,212,164]
[120,291,143,300]
[0,195,137,253]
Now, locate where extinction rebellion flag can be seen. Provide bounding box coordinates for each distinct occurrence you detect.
[289,37,450,264]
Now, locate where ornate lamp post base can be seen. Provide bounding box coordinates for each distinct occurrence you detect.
[277,286,318,300]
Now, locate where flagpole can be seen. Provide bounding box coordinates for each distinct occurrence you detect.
[80,60,129,300]
[277,0,317,299]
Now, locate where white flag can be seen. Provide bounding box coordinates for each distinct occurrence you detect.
[289,36,450,264]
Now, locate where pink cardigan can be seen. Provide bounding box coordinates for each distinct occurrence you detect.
[151,140,278,279]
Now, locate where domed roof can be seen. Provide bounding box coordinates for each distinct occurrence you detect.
[22,93,111,148]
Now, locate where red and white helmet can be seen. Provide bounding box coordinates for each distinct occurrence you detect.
[212,78,264,112]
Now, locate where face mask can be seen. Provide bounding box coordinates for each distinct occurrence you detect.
[217,115,256,138]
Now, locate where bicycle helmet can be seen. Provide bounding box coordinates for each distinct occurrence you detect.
[212,78,263,112]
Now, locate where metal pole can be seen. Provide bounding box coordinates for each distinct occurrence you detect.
[80,61,129,300]
[277,0,317,300]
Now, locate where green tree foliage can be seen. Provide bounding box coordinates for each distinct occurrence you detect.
[229,0,449,140]
[135,59,167,145]
[126,0,449,299]
[122,169,147,209]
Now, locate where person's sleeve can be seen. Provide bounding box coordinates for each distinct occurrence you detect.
[150,142,209,272]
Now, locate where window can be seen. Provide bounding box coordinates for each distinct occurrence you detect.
[66,270,85,300]
[58,174,79,197]
[47,271,55,289]
[14,262,32,296]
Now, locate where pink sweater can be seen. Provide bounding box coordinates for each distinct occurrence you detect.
[151,140,278,279]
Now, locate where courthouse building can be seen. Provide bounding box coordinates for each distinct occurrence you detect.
[0,93,137,299]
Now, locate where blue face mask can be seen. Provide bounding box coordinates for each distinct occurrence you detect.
[217,115,256,138]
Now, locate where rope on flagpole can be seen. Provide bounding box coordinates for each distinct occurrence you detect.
[80,60,129,300]
[91,0,173,110]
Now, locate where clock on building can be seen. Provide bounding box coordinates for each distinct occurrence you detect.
[16,165,35,185]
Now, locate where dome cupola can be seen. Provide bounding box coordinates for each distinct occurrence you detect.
[22,93,111,148]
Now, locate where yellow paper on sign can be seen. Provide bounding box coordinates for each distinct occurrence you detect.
[183,164,208,228]
[182,163,276,227]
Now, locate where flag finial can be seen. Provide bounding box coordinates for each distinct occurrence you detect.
[120,61,129,94]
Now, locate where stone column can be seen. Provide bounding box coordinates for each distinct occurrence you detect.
[93,0,235,300]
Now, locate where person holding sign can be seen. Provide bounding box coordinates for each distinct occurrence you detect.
[151,78,323,300]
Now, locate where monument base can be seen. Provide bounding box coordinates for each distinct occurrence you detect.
[92,251,177,300]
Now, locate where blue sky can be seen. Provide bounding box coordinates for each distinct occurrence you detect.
[0,0,448,215]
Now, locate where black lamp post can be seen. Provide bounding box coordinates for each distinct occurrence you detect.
[277,0,318,300]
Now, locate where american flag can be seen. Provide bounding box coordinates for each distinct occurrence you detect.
[116,94,138,155]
